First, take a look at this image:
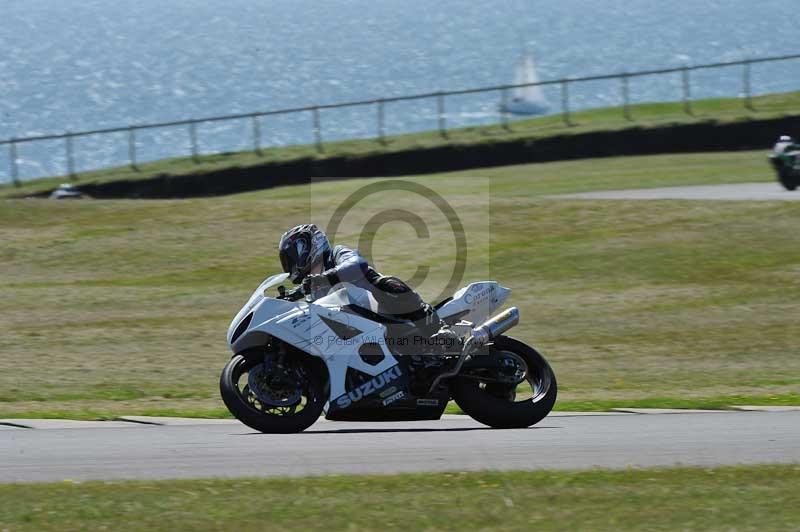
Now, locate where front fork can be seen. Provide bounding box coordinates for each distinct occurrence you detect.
[263,341,304,391]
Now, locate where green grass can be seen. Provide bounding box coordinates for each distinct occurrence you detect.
[2,90,798,197]
[1,466,798,531]
[0,150,798,419]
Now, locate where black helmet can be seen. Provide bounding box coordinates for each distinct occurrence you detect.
[278,224,331,283]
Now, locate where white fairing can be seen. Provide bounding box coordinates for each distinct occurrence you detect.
[226,272,289,345]
[229,281,399,407]
[437,281,511,326]
[227,276,511,408]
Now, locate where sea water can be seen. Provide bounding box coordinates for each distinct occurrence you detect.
[0,0,797,181]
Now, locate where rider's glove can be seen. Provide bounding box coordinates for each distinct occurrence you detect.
[302,274,330,296]
[285,287,305,301]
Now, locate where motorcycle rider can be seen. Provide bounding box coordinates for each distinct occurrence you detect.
[774,135,799,154]
[278,224,459,353]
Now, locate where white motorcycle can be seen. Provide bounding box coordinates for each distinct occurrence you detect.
[220,274,557,433]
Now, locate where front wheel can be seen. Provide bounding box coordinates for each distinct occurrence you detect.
[452,336,557,429]
[778,167,798,191]
[220,349,326,433]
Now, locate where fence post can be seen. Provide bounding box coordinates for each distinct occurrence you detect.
[681,66,693,116]
[251,114,263,155]
[500,88,510,131]
[561,81,572,126]
[377,99,386,145]
[189,121,199,163]
[9,140,19,187]
[65,132,76,180]
[437,93,448,139]
[743,61,753,110]
[312,107,323,153]
[128,127,138,170]
[621,74,632,121]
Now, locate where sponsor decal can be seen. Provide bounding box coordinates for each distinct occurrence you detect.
[416,398,439,407]
[464,283,495,305]
[378,386,398,399]
[290,314,310,327]
[381,391,405,406]
[334,365,402,409]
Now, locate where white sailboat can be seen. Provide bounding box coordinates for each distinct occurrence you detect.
[501,53,548,115]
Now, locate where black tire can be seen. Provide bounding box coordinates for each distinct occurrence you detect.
[452,336,557,429]
[220,350,326,433]
[778,168,798,191]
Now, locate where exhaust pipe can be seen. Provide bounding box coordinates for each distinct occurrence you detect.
[470,307,520,346]
[427,307,520,393]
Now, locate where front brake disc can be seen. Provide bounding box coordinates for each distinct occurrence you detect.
[247,363,302,407]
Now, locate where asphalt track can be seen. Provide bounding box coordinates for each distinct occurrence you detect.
[551,182,800,201]
[1,411,798,482]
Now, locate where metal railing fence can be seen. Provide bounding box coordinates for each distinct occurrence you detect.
[2,52,800,186]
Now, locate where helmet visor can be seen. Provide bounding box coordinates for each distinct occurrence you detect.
[279,234,311,283]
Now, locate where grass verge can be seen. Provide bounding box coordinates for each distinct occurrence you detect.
[1,150,797,419]
[1,465,798,531]
[1,90,797,197]
[2,393,800,421]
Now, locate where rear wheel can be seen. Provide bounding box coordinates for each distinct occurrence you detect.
[220,348,325,433]
[452,336,557,429]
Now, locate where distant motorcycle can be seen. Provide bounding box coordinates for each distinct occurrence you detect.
[220,273,557,433]
[769,135,800,191]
